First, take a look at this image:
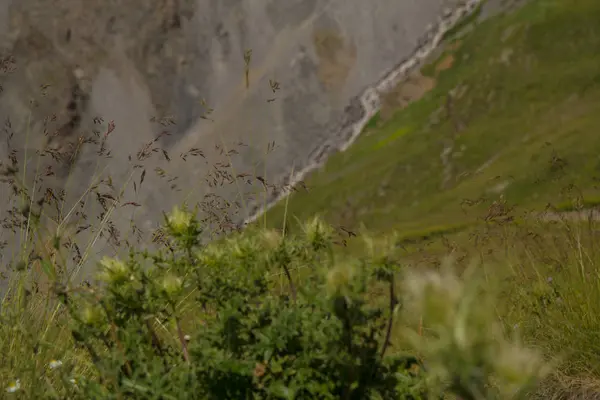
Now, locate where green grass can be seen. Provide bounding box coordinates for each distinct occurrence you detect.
[554,196,600,212]
[4,0,600,397]
[263,0,600,237]
[371,126,413,151]
[256,0,600,395]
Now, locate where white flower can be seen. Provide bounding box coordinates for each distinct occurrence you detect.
[6,379,20,393]
[48,359,63,370]
[184,334,191,342]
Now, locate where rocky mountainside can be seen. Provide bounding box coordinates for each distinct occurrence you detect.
[0,0,463,274]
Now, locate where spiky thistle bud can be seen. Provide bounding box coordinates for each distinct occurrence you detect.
[97,256,130,284]
[159,274,183,297]
[166,205,193,234]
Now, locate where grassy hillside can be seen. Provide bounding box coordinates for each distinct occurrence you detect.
[263,0,600,237]
[256,1,600,396]
[3,0,600,398]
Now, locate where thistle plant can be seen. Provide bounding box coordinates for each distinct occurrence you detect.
[400,261,550,399]
[44,211,432,399]
[2,204,550,399]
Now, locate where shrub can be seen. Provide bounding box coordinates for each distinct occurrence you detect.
[47,213,426,399]
[4,210,547,399]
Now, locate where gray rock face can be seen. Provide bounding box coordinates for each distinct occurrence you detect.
[0,0,456,277]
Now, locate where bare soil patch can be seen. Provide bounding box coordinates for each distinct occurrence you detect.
[379,72,436,120]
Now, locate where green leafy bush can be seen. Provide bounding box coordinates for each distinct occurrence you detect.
[49,211,428,399]
[5,208,547,399]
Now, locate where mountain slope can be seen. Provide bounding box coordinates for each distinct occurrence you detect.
[0,0,462,272]
[262,0,600,238]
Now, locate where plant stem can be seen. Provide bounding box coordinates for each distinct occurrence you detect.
[380,274,397,359]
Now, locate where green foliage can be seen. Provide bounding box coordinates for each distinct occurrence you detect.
[46,211,431,399]
[401,263,549,399]
[3,209,546,399]
[262,0,600,236]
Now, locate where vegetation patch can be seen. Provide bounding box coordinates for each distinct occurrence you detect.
[3,0,600,399]
[0,210,549,398]
[263,0,600,236]
[372,126,412,151]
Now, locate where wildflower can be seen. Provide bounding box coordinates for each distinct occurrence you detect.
[160,274,183,296]
[302,217,333,249]
[80,304,104,327]
[196,244,225,268]
[166,205,193,234]
[401,264,548,398]
[326,263,356,297]
[97,256,129,283]
[229,238,248,259]
[260,229,282,250]
[6,379,20,393]
[48,359,63,370]
[493,342,549,397]
[363,232,399,265]
[402,266,463,330]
